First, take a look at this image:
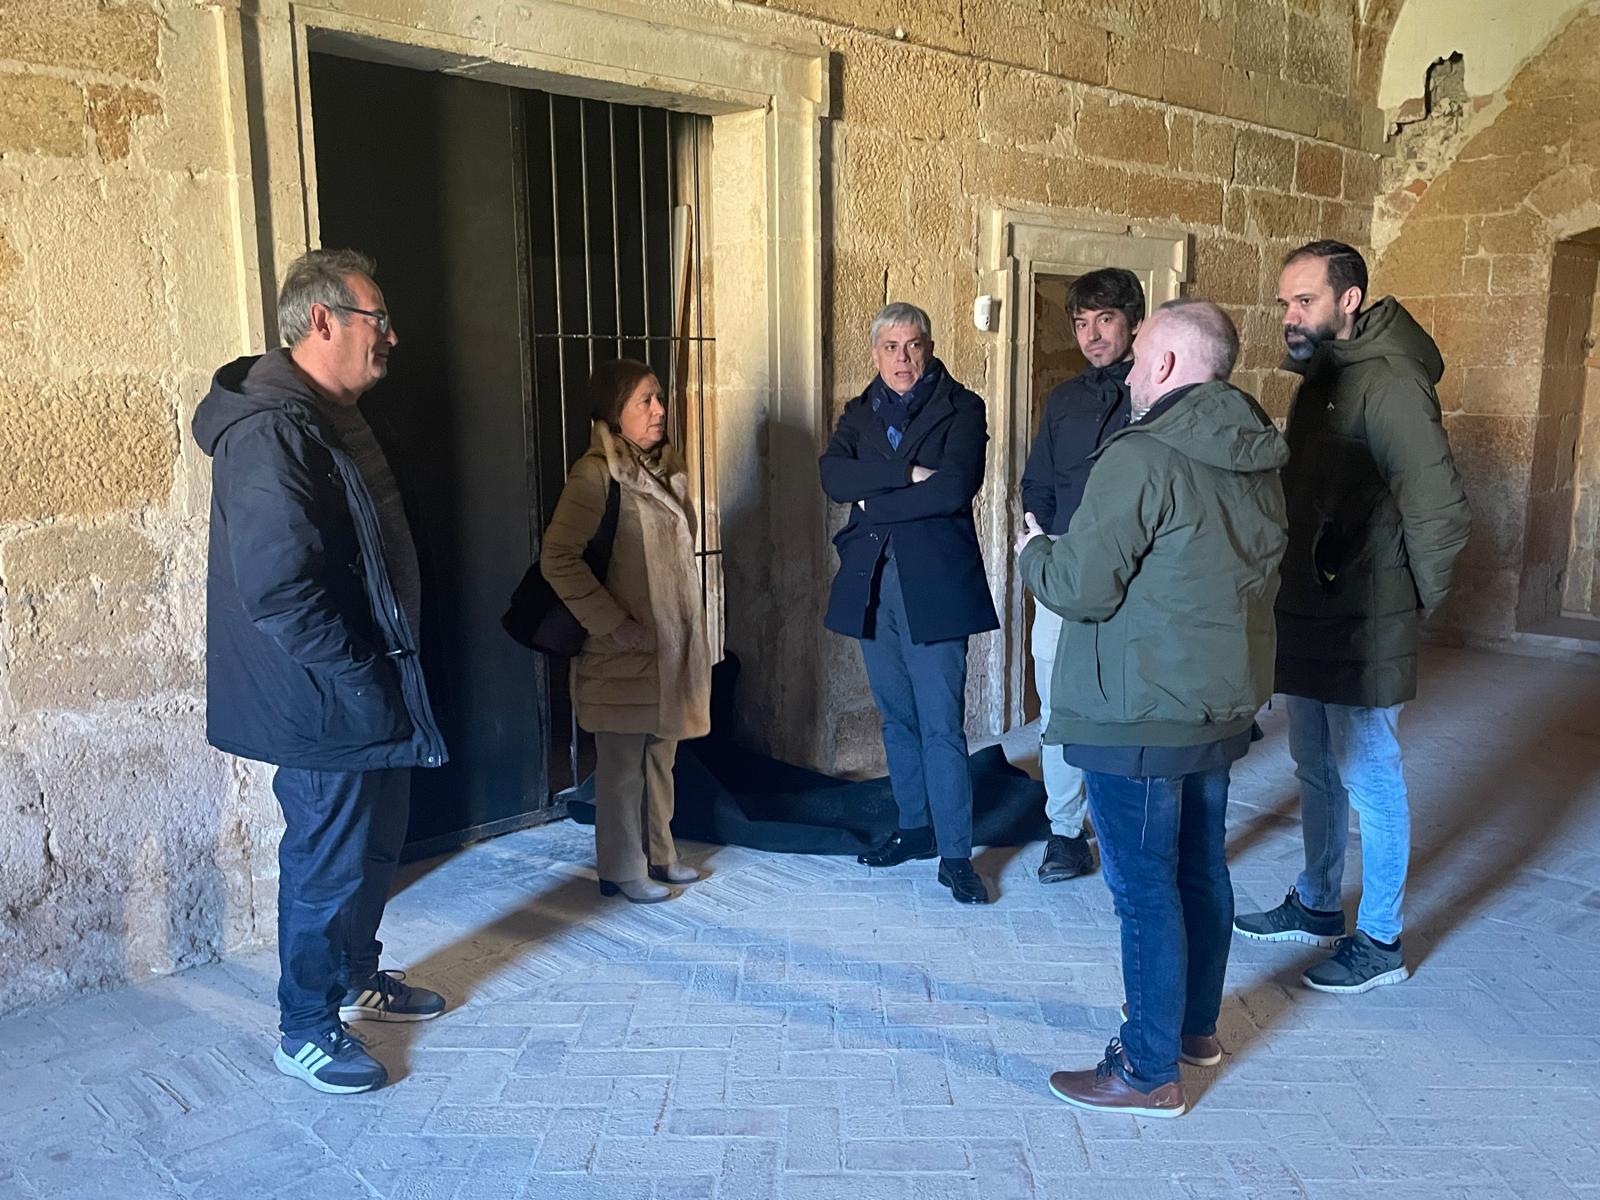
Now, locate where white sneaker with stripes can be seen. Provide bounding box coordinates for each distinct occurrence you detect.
[273,1026,387,1094]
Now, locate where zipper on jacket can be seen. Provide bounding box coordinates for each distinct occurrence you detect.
[304,420,448,766]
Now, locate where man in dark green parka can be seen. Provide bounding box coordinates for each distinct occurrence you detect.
[1235,240,1470,996]
[1019,299,1288,1119]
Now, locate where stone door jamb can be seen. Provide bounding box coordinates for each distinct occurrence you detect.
[976,206,1190,732]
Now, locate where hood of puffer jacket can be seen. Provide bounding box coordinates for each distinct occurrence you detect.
[1102,380,1290,474]
[1287,296,1445,386]
[192,349,320,457]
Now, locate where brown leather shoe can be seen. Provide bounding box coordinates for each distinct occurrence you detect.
[1120,1003,1224,1067]
[1048,1040,1186,1118]
[1179,1033,1222,1067]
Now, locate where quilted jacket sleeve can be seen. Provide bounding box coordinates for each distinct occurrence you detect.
[540,456,630,637]
[1365,372,1471,611]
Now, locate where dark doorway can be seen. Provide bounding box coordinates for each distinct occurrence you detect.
[310,52,551,857]
[308,49,716,858]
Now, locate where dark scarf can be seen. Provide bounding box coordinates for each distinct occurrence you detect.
[869,357,946,451]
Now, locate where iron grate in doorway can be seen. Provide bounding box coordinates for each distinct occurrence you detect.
[522,90,723,791]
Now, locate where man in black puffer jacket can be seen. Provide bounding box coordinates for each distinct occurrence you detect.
[1019,268,1144,886]
[1234,241,1469,998]
[194,249,448,1095]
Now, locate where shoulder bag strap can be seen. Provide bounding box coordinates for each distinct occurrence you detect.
[592,480,621,581]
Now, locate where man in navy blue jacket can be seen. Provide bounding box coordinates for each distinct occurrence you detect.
[820,302,1000,904]
[1018,268,1145,885]
[194,250,448,1095]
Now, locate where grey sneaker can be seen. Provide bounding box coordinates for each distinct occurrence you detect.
[1302,931,1409,994]
[339,969,446,1023]
[274,1026,386,1094]
[1233,888,1344,948]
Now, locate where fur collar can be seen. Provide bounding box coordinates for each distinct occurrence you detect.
[592,421,695,528]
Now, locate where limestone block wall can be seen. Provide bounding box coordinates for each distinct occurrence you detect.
[1372,3,1600,643]
[771,0,1390,767]
[0,0,1396,1012]
[0,1,276,1012]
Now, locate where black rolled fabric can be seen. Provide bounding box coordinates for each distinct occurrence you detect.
[565,656,1050,854]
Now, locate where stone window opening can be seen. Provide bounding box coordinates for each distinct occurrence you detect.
[1018,272,1089,724]
[520,90,724,792]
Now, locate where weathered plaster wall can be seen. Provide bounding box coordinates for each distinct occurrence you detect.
[1378,0,1583,111]
[1,0,1393,1012]
[1371,3,1600,643]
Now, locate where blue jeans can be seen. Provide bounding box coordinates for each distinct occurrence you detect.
[859,558,974,858]
[271,766,410,1039]
[1085,767,1234,1090]
[1289,697,1409,944]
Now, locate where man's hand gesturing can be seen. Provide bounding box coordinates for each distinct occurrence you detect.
[1014,511,1047,557]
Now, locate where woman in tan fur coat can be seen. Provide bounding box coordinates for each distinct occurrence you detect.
[540,360,712,903]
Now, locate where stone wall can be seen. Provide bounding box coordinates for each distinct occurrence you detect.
[0,1,277,1012]
[0,0,1394,1012]
[796,0,1389,763]
[1371,3,1600,642]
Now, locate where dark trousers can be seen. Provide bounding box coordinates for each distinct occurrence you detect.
[859,558,974,858]
[1085,766,1233,1089]
[271,766,411,1040]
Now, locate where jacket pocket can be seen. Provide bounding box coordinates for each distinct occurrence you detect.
[322,660,412,746]
[1311,518,1345,593]
[1091,621,1126,717]
[1088,623,1108,705]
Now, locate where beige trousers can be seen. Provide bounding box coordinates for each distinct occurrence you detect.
[593,732,679,883]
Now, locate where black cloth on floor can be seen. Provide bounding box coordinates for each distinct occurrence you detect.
[564,657,1048,855]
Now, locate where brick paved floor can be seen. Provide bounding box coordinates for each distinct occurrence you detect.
[4,646,1599,1199]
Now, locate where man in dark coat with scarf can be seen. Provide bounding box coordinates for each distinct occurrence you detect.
[193,249,449,1095]
[820,302,1001,904]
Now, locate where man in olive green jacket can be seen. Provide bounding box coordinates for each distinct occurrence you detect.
[1018,298,1288,1119]
[1235,240,1469,996]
